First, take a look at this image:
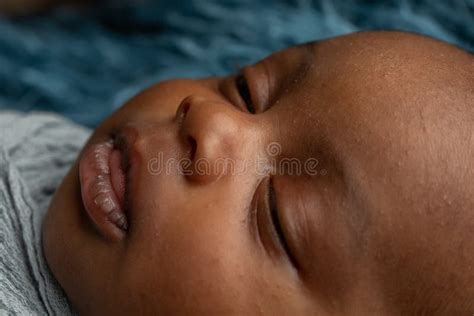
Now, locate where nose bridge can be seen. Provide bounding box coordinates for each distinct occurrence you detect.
[178,95,244,183]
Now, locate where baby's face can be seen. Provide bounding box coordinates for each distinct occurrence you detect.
[43,31,474,315]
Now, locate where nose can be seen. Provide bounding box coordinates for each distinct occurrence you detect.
[175,95,245,183]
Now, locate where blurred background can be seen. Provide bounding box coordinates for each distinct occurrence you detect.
[0,0,472,127]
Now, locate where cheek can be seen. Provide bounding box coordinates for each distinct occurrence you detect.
[43,166,126,313]
[120,193,261,312]
[119,176,311,313]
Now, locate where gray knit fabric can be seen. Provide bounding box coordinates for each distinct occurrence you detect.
[0,111,90,315]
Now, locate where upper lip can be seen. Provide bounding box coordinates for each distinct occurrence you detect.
[112,130,131,178]
[111,126,136,215]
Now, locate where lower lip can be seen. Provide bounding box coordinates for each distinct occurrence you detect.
[79,138,128,241]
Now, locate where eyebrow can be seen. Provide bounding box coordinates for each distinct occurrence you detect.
[292,42,317,86]
[301,40,318,56]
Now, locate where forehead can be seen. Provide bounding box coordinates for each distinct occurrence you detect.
[258,31,473,165]
[262,30,474,245]
[261,34,473,299]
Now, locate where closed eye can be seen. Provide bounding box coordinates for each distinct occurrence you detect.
[235,73,255,114]
[268,177,298,268]
[252,177,298,268]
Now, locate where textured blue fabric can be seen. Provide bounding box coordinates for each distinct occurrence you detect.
[0,0,472,127]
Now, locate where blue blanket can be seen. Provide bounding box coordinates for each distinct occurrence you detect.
[0,0,473,127]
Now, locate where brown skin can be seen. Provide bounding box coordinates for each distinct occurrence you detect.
[42,31,474,315]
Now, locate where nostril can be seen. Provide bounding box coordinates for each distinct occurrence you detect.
[187,136,197,161]
[176,101,190,124]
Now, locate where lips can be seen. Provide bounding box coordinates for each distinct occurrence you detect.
[79,137,128,241]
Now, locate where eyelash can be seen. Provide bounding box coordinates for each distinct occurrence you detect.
[235,74,256,114]
[268,178,297,267]
[254,177,297,267]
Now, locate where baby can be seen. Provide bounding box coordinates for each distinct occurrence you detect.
[42,31,474,315]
